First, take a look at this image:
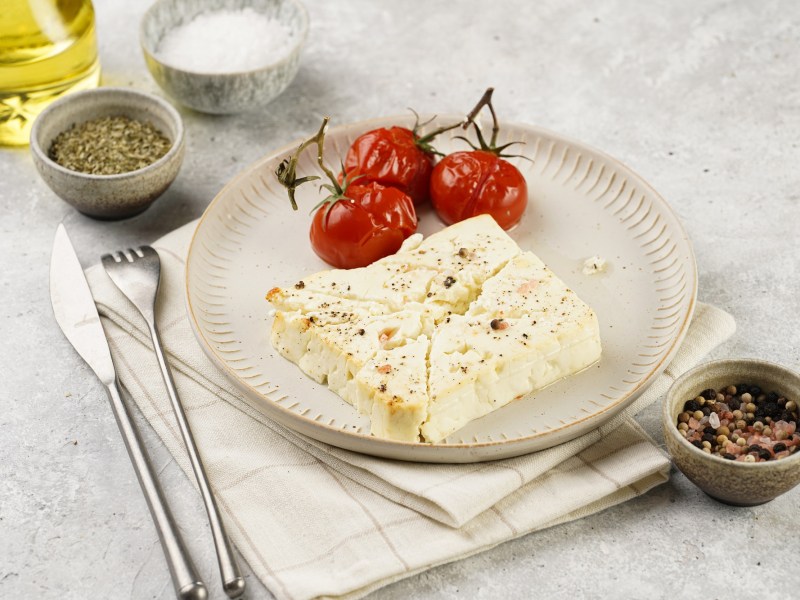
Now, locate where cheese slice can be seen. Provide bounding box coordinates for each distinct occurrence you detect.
[266,215,602,443]
[272,308,432,401]
[270,214,520,323]
[354,336,429,442]
[422,252,602,442]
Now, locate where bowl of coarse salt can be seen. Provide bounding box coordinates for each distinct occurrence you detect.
[140,0,308,114]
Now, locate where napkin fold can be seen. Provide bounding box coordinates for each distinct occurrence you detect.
[87,221,735,600]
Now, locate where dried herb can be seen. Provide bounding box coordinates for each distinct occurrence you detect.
[48,116,171,175]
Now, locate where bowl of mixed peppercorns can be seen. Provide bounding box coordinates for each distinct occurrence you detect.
[663,359,800,506]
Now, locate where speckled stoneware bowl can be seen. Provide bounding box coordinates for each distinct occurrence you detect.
[30,87,185,220]
[663,359,800,506]
[140,0,308,114]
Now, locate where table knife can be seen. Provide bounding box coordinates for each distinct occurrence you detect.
[49,224,207,600]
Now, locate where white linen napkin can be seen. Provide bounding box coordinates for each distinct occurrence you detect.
[86,221,735,600]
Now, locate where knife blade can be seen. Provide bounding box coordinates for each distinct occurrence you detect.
[50,224,116,385]
[49,224,207,600]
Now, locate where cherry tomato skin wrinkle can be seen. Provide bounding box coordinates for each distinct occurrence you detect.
[343,127,435,205]
[430,150,528,230]
[309,182,417,269]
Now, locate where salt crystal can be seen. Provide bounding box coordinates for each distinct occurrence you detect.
[156,8,295,73]
[708,412,720,428]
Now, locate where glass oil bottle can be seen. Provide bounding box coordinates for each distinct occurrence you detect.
[0,0,100,146]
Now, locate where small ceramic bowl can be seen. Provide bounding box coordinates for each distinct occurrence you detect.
[140,0,309,114]
[663,358,800,506]
[30,87,185,220]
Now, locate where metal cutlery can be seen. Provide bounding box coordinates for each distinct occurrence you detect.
[102,246,245,599]
[50,225,207,600]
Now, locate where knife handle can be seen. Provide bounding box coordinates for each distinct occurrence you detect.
[105,379,207,600]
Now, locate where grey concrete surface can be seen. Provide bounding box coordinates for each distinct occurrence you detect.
[2,0,799,598]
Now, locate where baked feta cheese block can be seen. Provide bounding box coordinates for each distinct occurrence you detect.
[422,252,603,442]
[266,215,601,443]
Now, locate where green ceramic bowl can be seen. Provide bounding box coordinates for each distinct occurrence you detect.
[663,359,800,506]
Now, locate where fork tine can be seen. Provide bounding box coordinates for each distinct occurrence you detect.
[101,247,160,266]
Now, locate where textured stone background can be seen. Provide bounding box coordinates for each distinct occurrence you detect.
[1,0,799,598]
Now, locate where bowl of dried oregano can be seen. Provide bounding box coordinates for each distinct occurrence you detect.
[30,87,185,219]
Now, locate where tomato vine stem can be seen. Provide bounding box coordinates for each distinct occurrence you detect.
[276,116,366,231]
[457,87,531,161]
[275,116,347,211]
[412,110,465,156]
[463,87,499,147]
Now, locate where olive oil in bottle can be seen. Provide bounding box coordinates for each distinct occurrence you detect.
[0,0,100,146]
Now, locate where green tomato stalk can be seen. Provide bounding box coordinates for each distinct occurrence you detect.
[275,117,363,227]
[457,87,530,160]
[410,110,466,156]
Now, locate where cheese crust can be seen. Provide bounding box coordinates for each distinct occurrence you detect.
[267,215,601,443]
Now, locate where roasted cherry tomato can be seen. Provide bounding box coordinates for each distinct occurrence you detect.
[430,150,527,230]
[343,126,435,205]
[310,181,417,269]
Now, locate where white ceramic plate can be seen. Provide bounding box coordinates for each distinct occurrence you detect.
[186,114,697,463]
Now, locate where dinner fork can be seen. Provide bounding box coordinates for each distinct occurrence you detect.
[102,246,245,599]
